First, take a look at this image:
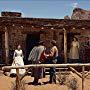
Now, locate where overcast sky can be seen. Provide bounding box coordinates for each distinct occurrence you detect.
[0,0,90,19]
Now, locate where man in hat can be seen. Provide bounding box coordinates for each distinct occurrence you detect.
[28,41,46,85]
[47,40,58,83]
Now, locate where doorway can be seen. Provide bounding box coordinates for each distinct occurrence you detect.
[67,32,75,50]
[25,32,40,64]
[67,32,80,50]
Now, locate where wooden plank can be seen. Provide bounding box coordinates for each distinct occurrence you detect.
[2,64,90,70]
[82,66,85,90]
[85,71,90,78]
[69,67,82,78]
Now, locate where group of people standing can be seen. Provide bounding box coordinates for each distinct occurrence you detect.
[28,40,58,84]
[10,40,59,85]
[10,36,83,85]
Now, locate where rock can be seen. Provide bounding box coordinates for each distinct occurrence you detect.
[71,8,90,20]
[64,15,70,19]
[0,70,4,76]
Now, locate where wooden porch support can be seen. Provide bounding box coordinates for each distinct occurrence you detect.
[82,66,85,90]
[16,68,20,90]
[69,67,82,78]
[5,27,9,64]
[70,66,85,90]
[63,28,67,63]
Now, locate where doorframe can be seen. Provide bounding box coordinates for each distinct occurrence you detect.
[25,32,41,64]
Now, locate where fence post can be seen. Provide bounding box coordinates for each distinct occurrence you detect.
[16,68,20,90]
[82,66,85,90]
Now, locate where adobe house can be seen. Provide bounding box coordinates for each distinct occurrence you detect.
[0,12,90,64]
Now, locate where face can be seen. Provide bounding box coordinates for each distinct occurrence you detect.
[17,45,21,50]
[73,38,77,41]
[86,37,89,41]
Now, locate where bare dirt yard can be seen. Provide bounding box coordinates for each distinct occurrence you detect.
[0,70,90,90]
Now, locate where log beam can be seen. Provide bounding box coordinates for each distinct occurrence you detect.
[2,64,90,70]
[63,28,67,63]
[5,27,9,64]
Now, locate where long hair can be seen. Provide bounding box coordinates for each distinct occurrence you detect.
[51,40,57,46]
[73,37,78,41]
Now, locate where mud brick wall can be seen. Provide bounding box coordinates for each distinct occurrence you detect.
[8,25,26,50]
[1,11,21,17]
[0,12,90,64]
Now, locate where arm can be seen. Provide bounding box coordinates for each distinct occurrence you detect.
[71,42,73,48]
[13,50,16,60]
[77,42,80,49]
[28,48,35,61]
[49,47,55,57]
[21,51,24,58]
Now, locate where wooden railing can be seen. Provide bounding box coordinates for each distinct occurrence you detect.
[2,63,90,90]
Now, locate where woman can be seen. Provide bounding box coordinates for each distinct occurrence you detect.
[10,45,26,76]
[69,37,80,63]
[47,40,58,83]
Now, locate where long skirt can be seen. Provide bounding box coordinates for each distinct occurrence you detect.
[31,67,45,79]
[69,46,79,59]
[10,56,26,75]
[31,61,45,79]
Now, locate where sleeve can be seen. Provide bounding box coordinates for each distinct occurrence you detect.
[77,42,80,48]
[21,50,24,58]
[71,42,73,47]
[13,50,16,60]
[49,47,55,57]
[28,47,36,61]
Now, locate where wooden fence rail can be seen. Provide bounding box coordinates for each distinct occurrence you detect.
[2,63,90,90]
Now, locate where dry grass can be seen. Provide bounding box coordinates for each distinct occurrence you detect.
[56,71,79,90]
[66,77,79,90]
[56,70,69,85]
[11,80,26,90]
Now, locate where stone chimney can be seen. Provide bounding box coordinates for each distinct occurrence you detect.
[1,11,22,17]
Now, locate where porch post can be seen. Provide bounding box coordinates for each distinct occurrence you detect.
[5,27,9,64]
[63,28,67,63]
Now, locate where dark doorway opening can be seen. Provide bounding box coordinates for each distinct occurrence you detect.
[67,32,75,51]
[67,32,80,51]
[25,32,40,64]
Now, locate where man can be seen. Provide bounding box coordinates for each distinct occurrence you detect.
[28,44,38,64]
[28,41,46,85]
[47,40,58,83]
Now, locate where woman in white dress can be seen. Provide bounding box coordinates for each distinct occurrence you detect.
[10,45,26,76]
[69,37,80,63]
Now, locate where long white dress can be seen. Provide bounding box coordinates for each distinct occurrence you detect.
[10,49,26,75]
[69,41,79,59]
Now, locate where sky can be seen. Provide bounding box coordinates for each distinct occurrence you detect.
[0,0,90,19]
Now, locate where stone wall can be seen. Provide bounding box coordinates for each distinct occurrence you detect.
[0,12,90,64]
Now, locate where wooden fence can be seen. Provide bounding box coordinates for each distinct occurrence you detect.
[2,63,90,90]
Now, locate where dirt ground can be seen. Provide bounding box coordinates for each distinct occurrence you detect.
[0,71,90,90]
